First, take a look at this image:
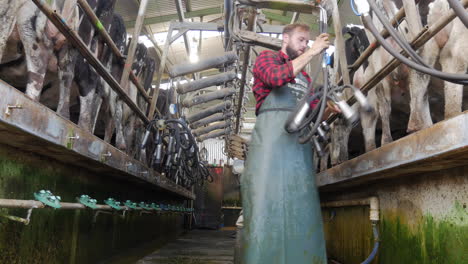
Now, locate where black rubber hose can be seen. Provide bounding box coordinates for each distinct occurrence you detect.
[362,14,468,84]
[367,0,430,67]
[448,0,468,28]
[298,65,330,144]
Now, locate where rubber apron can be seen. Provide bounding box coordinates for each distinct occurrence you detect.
[241,73,327,264]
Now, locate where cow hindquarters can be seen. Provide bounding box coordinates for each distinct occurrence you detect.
[439,21,468,119]
[17,4,50,101]
[0,1,21,62]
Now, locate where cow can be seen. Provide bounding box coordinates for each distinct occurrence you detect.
[351,0,412,152]
[407,0,468,132]
[0,0,79,119]
[74,0,116,132]
[317,24,371,171]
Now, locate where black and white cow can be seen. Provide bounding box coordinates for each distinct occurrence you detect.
[74,0,116,132]
[352,0,411,152]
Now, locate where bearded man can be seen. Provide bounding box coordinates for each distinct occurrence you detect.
[240,23,334,263]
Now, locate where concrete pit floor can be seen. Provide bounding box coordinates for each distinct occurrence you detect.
[135,229,236,264]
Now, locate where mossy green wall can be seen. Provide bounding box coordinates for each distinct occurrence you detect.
[0,144,186,263]
[321,166,468,264]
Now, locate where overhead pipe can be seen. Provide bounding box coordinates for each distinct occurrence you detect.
[197,128,231,142]
[237,0,319,13]
[177,72,237,94]
[186,101,232,123]
[190,112,233,129]
[182,88,236,107]
[169,52,238,78]
[193,121,231,137]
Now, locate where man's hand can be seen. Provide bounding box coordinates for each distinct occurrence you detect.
[311,33,330,55]
[322,100,341,121]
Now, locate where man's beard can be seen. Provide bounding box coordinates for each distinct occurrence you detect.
[286,45,299,60]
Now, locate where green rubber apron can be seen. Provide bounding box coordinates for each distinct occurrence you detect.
[241,73,327,264]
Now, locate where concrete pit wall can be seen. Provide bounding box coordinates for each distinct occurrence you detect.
[321,165,468,263]
[0,143,186,263]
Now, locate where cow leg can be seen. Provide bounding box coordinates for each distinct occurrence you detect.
[56,46,78,119]
[0,2,21,62]
[78,91,95,132]
[439,25,467,119]
[361,89,378,152]
[407,39,439,133]
[319,148,329,172]
[17,6,50,100]
[104,108,115,143]
[330,117,352,165]
[377,81,393,146]
[114,101,127,151]
[90,94,103,133]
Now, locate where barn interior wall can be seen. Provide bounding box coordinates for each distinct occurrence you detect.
[320,165,468,263]
[0,143,185,263]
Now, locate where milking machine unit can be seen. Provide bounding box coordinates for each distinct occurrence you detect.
[141,115,213,188]
[285,5,372,155]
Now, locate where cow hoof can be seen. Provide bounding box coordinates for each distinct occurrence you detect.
[117,143,127,151]
[407,122,431,134]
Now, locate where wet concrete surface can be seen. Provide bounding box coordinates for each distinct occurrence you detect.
[135,229,235,264]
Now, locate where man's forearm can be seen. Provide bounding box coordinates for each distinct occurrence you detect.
[291,47,322,76]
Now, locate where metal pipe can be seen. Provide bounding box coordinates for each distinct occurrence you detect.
[0,199,45,209]
[197,128,231,142]
[177,72,237,94]
[235,9,256,134]
[190,112,233,129]
[31,0,150,125]
[0,199,111,210]
[193,121,231,137]
[237,0,319,13]
[0,198,191,212]
[224,0,232,50]
[169,52,238,78]
[186,101,232,123]
[327,0,468,124]
[175,0,192,58]
[320,196,379,222]
[182,88,235,107]
[76,0,151,103]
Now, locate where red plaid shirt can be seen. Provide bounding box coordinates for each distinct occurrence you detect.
[252,50,315,115]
